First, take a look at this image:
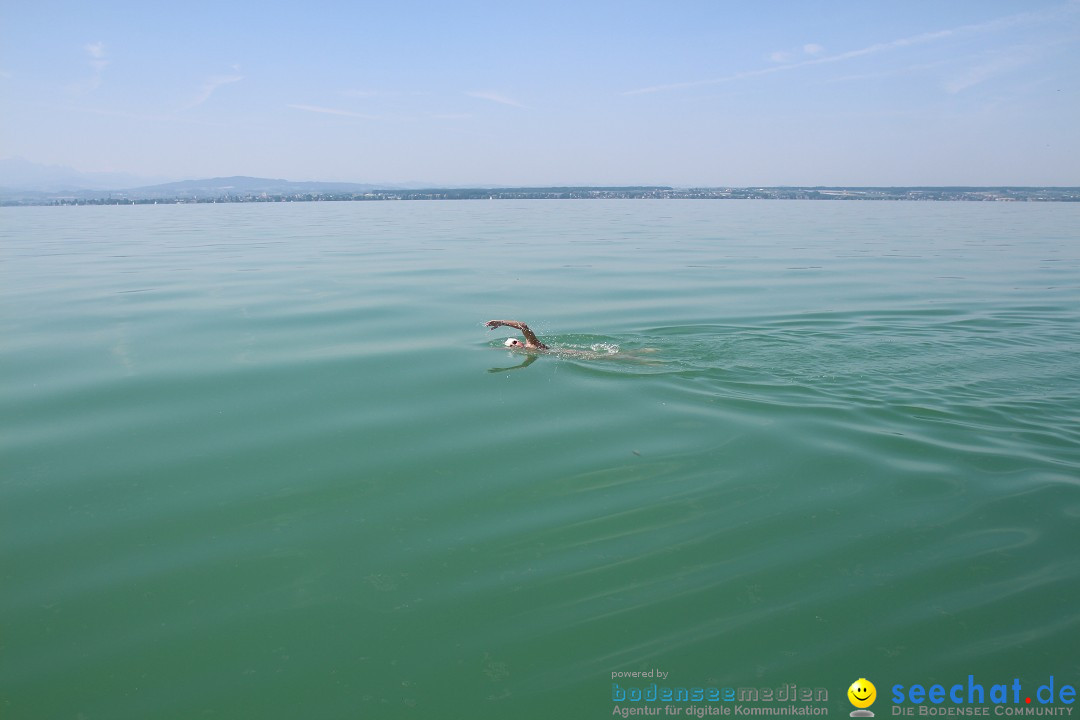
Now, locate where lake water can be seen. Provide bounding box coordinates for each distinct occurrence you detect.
[2,200,1079,719]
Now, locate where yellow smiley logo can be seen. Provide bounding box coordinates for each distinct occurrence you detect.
[848,678,877,709]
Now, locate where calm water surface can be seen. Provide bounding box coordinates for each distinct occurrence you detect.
[2,201,1079,719]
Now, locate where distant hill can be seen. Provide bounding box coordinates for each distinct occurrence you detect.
[123,176,383,199]
[0,169,396,203]
[2,164,1077,205]
[0,165,411,203]
[0,156,169,192]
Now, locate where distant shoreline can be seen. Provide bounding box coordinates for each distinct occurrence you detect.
[3,185,1079,206]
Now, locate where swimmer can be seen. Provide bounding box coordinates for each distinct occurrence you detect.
[484,319,657,364]
[485,319,549,350]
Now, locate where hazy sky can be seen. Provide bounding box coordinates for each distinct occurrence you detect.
[3,0,1078,186]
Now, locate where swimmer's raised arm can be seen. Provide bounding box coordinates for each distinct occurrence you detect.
[485,319,549,349]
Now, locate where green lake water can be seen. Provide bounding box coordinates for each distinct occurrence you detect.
[2,200,1079,719]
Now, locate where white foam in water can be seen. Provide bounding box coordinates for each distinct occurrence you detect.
[590,343,619,355]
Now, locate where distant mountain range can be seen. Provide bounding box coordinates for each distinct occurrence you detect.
[3,158,1078,205]
[0,156,170,193]
[120,176,385,199]
[0,158,396,201]
[0,161,656,203]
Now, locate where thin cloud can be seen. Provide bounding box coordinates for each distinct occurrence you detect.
[63,103,231,127]
[340,89,380,99]
[466,90,527,108]
[186,74,244,109]
[820,59,952,86]
[86,42,107,62]
[770,43,825,64]
[288,104,381,119]
[943,50,1034,94]
[628,28,953,95]
[339,89,429,99]
[80,41,109,92]
[625,3,1077,96]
